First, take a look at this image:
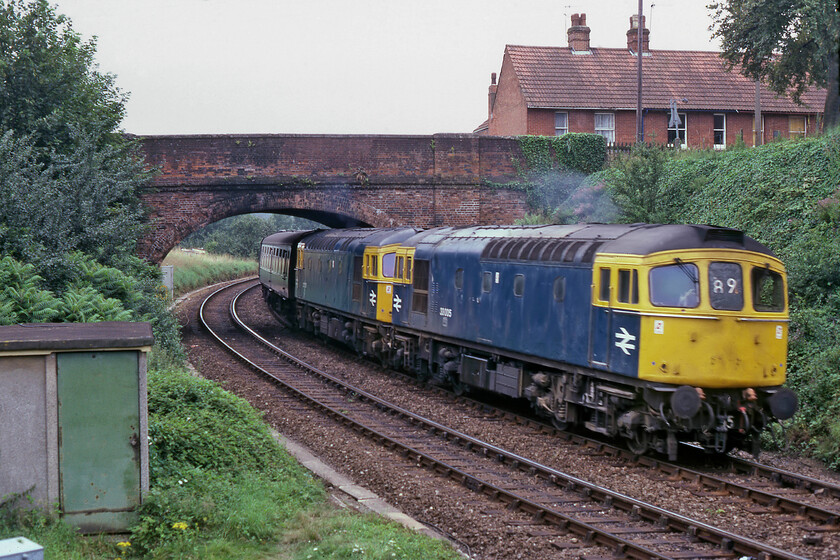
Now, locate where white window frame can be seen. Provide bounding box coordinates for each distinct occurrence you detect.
[594,112,615,143]
[554,111,568,136]
[713,113,726,150]
[668,112,687,148]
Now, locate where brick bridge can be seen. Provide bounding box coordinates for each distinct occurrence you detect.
[137,134,530,262]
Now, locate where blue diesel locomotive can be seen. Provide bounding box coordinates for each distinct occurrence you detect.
[259,224,797,459]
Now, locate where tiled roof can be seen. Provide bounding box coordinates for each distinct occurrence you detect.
[473,118,489,133]
[505,45,826,114]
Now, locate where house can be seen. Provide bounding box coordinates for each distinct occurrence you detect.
[478,13,827,148]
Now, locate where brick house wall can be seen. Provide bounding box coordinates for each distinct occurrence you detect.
[488,55,528,136]
[483,14,826,148]
[508,107,821,147]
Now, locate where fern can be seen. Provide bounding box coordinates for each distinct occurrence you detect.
[58,286,133,323]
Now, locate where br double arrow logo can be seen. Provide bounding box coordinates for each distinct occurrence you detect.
[614,327,636,355]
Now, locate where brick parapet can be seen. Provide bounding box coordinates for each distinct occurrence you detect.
[139,133,523,187]
[136,134,531,262]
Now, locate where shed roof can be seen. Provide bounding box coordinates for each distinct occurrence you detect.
[0,322,154,353]
[505,45,826,114]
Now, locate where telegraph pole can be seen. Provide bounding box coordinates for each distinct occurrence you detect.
[635,0,644,143]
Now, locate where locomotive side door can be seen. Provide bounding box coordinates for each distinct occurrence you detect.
[589,266,612,367]
[364,247,396,324]
[377,281,394,322]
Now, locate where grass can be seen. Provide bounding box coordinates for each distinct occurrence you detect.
[162,249,257,296]
[0,363,462,560]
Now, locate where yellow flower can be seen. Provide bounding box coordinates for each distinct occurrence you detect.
[172,521,189,530]
[116,542,131,548]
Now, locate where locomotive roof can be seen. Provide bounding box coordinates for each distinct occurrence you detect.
[262,224,775,260]
[262,229,318,246]
[406,224,775,260]
[295,227,420,252]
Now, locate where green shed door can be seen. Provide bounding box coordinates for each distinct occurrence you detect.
[57,351,141,532]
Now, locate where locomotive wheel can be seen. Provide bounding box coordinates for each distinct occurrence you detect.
[626,428,649,455]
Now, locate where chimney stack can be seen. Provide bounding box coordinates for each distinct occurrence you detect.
[627,14,649,52]
[488,72,497,118]
[567,13,591,52]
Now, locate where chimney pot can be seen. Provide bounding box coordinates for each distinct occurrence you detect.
[627,14,649,52]
[488,73,498,119]
[567,12,591,53]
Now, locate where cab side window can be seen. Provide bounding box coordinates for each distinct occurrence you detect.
[598,268,610,302]
[752,267,785,311]
[617,269,639,304]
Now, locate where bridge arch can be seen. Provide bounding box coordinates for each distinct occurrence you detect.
[137,134,529,263]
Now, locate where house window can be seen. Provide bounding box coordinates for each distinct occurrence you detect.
[713,114,726,150]
[554,112,568,136]
[594,113,615,143]
[789,116,806,139]
[668,112,687,147]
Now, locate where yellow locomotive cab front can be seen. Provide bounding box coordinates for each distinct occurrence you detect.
[632,249,789,389]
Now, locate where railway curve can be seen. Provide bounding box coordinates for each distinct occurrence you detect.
[175,278,840,559]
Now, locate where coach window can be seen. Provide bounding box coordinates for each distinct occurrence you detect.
[709,262,743,310]
[752,267,785,312]
[455,268,464,290]
[513,274,525,297]
[297,244,305,269]
[598,268,610,302]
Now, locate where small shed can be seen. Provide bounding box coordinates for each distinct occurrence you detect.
[0,322,153,533]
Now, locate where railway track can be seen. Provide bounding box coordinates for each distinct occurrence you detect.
[192,278,839,559]
[256,289,840,529]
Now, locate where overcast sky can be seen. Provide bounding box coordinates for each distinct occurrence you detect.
[53,1,721,136]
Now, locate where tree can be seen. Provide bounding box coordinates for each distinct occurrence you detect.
[0,1,183,358]
[181,214,321,259]
[0,0,150,283]
[709,0,840,129]
[606,144,672,224]
[0,0,125,152]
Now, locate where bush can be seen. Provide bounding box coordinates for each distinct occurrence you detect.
[133,367,323,556]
